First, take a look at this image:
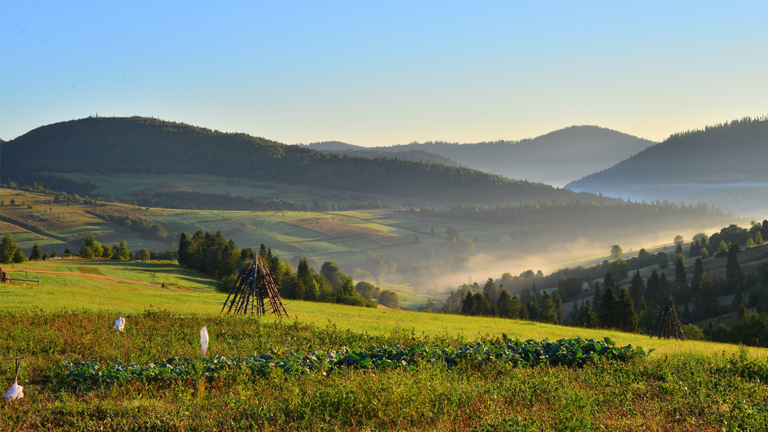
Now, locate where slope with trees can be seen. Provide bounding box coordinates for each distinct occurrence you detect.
[1,116,597,205]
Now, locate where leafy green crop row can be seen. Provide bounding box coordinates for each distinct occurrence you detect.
[63,337,651,387]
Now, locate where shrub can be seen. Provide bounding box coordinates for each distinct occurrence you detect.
[683,324,705,340]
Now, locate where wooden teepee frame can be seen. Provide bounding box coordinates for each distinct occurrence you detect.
[651,297,686,340]
[220,256,288,317]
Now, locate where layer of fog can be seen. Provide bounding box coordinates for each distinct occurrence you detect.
[568,183,768,221]
[420,222,739,298]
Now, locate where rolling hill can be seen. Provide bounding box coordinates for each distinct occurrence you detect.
[1,116,595,205]
[567,117,768,216]
[299,142,464,167]
[384,126,656,187]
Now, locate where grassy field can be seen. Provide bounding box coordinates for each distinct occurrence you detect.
[2,262,768,430]
[0,259,764,358]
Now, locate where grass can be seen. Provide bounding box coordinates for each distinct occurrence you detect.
[1,260,765,358]
[1,308,767,430]
[1,262,768,430]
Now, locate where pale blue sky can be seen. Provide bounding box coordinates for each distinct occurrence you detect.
[1,1,766,145]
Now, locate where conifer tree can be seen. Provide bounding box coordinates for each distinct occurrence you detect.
[577,304,597,328]
[30,243,42,260]
[496,290,513,318]
[461,290,475,315]
[628,270,644,307]
[592,281,602,309]
[473,292,491,316]
[726,242,741,288]
[597,286,618,329]
[603,271,615,289]
[674,259,688,302]
[553,292,564,324]
[616,287,639,332]
[515,296,529,320]
[539,291,558,324]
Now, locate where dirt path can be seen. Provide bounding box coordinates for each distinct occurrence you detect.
[6,268,169,289]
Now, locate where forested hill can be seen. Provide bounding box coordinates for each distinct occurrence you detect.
[1,116,594,204]
[327,149,464,167]
[567,117,768,188]
[298,141,362,151]
[385,126,655,187]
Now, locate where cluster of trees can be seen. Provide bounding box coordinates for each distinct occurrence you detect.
[1,233,177,265]
[0,234,28,264]
[1,174,97,198]
[177,232,398,309]
[442,279,564,323]
[78,234,131,260]
[92,213,168,241]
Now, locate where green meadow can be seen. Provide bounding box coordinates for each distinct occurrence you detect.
[1,259,768,430]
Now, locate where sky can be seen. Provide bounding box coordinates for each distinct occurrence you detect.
[1,1,766,146]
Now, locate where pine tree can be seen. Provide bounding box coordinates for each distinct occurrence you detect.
[597,286,618,329]
[645,269,664,308]
[737,303,747,321]
[674,259,688,302]
[30,243,42,260]
[603,271,615,289]
[461,290,475,315]
[577,304,598,328]
[756,231,764,245]
[726,242,741,288]
[629,270,644,307]
[539,292,558,324]
[483,278,499,306]
[515,296,529,320]
[592,281,602,308]
[553,292,564,324]
[473,293,491,316]
[691,258,704,288]
[496,290,513,318]
[50,247,57,258]
[616,287,639,332]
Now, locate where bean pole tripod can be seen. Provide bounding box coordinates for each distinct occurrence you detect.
[650,297,686,340]
[220,256,288,317]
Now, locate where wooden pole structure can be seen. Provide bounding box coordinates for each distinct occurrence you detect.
[220,256,288,317]
[650,297,686,340]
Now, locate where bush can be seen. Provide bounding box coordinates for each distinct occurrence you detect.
[379,290,400,308]
[216,274,238,293]
[340,296,377,308]
[683,324,705,341]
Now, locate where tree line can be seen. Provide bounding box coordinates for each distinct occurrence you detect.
[177,231,400,309]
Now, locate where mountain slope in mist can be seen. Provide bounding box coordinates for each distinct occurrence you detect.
[566,117,768,216]
[386,126,655,187]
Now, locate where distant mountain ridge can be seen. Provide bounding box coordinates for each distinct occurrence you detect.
[301,126,655,186]
[385,126,656,186]
[566,116,768,216]
[0,116,599,205]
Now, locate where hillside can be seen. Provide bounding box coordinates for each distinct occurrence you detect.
[300,141,464,167]
[385,126,655,186]
[567,117,768,215]
[327,148,464,167]
[1,117,592,205]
